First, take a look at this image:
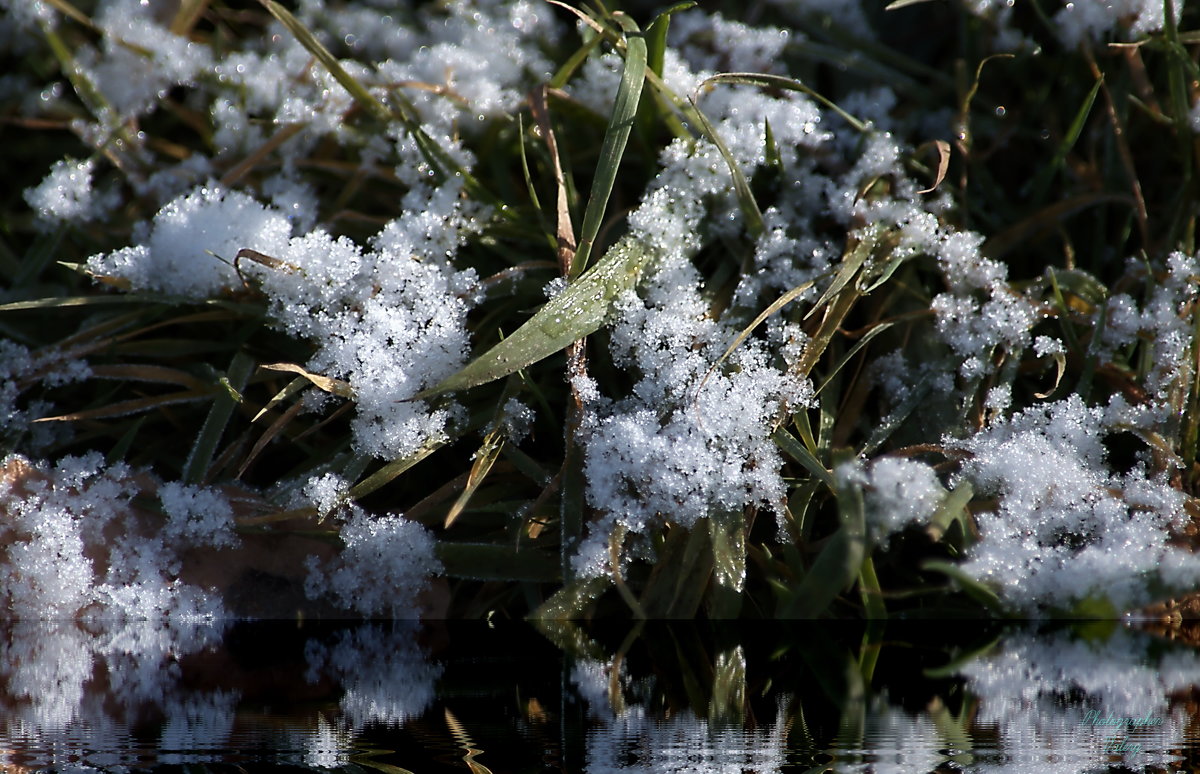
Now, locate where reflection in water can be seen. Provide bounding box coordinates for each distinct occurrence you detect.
[573,646,791,773]
[0,619,438,770]
[956,626,1200,772]
[0,620,1195,772]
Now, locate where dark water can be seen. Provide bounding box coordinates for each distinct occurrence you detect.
[2,618,1199,773]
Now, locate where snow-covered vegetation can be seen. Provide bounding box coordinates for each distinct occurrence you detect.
[3,0,1200,620]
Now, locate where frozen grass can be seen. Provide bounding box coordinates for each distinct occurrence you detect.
[3,0,1200,620]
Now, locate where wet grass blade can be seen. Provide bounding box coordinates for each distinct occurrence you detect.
[416,238,646,398]
[568,12,646,279]
[921,560,1006,615]
[528,575,611,620]
[773,427,835,490]
[707,508,746,619]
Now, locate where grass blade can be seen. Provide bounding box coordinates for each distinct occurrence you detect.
[347,439,443,500]
[182,350,254,485]
[417,238,646,398]
[445,428,506,528]
[568,12,647,278]
[259,0,389,122]
[773,427,835,491]
[686,94,765,239]
[699,72,868,133]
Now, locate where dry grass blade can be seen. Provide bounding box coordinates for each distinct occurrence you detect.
[88,364,212,392]
[916,139,951,195]
[530,86,577,273]
[220,124,307,188]
[981,192,1132,260]
[445,428,505,528]
[169,0,209,36]
[236,396,307,479]
[260,362,353,398]
[253,377,308,422]
[32,389,214,422]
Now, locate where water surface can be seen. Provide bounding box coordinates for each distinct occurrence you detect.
[2,619,1198,772]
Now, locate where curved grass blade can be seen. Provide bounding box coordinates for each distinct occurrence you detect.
[416,238,647,398]
[568,12,647,279]
[921,559,1006,615]
[700,72,868,133]
[686,94,765,239]
[647,2,695,76]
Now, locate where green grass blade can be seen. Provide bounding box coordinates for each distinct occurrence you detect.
[549,33,603,89]
[646,2,694,76]
[815,321,895,396]
[260,0,389,122]
[417,238,646,398]
[707,508,746,619]
[568,12,647,279]
[1027,75,1102,204]
[921,559,1007,615]
[182,350,254,485]
[779,450,865,618]
[773,427,835,490]
[528,575,611,620]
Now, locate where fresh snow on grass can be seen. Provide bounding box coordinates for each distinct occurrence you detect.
[3,0,1200,622]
